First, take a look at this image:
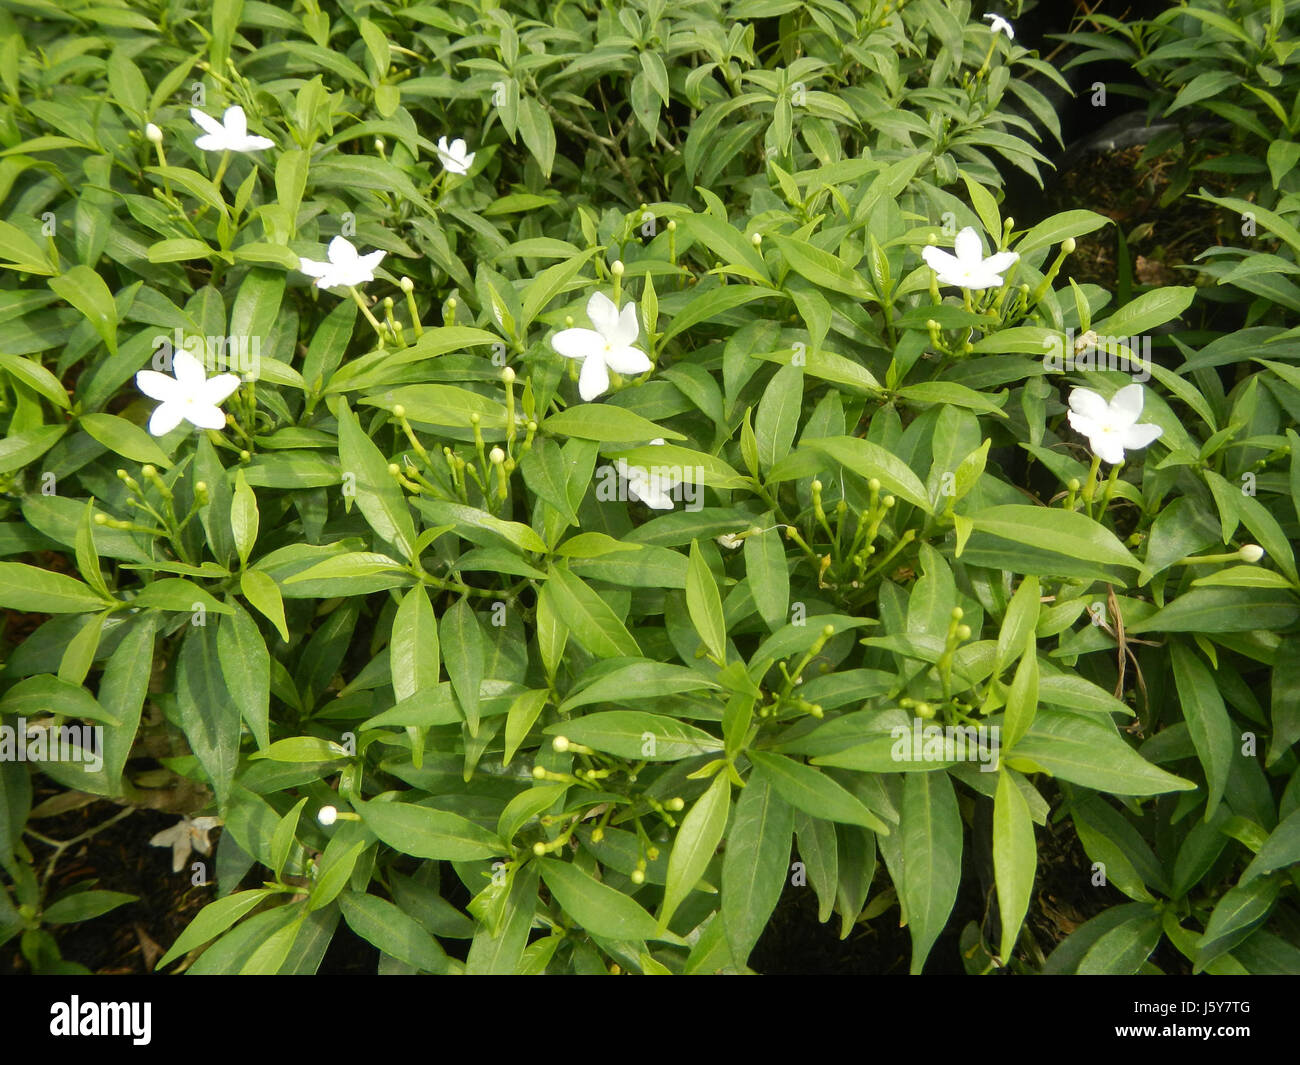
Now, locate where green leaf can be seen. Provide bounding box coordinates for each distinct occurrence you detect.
[969,505,1139,569]
[156,889,274,969]
[993,770,1036,961]
[1196,876,1280,972]
[0,424,66,476]
[0,563,108,613]
[1002,647,1038,749]
[230,468,258,568]
[338,890,453,973]
[1010,710,1196,795]
[749,751,888,832]
[357,799,503,861]
[540,858,663,941]
[686,540,727,662]
[542,565,640,658]
[721,775,793,965]
[770,234,873,299]
[660,772,730,928]
[440,598,484,736]
[239,569,289,644]
[270,796,308,880]
[540,404,683,443]
[1170,643,1233,819]
[901,770,962,974]
[745,519,789,631]
[176,621,240,805]
[392,585,439,701]
[544,711,723,761]
[754,363,803,470]
[1077,909,1162,974]
[336,398,417,560]
[48,265,118,354]
[43,890,136,925]
[800,436,931,512]
[1127,587,1300,634]
[217,601,272,749]
[558,662,719,712]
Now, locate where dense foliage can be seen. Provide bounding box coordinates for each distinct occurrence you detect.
[1,0,1299,975]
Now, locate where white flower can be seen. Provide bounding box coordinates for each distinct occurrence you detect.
[618,438,677,510]
[1238,544,1265,563]
[149,815,221,874]
[318,805,338,826]
[190,105,273,153]
[984,13,1015,38]
[298,236,386,289]
[921,227,1019,291]
[145,123,163,144]
[436,136,475,175]
[1067,384,1163,465]
[552,292,652,401]
[717,533,745,550]
[135,351,240,436]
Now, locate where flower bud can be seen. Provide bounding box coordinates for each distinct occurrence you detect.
[392,404,406,418]
[1239,544,1265,563]
[630,869,645,885]
[532,765,547,779]
[1062,237,1076,254]
[751,232,762,246]
[956,624,971,641]
[552,735,570,753]
[489,446,505,465]
[611,260,624,277]
[145,123,163,144]
[317,805,338,826]
[399,276,414,293]
[666,797,685,812]
[502,366,516,384]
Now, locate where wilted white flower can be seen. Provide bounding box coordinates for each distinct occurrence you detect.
[149,815,221,874]
[190,105,273,153]
[436,136,475,175]
[984,13,1015,38]
[551,292,652,401]
[618,438,676,510]
[717,533,745,550]
[298,236,386,289]
[1067,384,1163,465]
[921,227,1019,291]
[135,351,240,436]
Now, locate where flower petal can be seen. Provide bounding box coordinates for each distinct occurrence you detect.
[327,236,358,266]
[613,300,640,347]
[1109,383,1146,425]
[578,352,610,401]
[587,291,620,338]
[135,370,179,402]
[185,403,229,431]
[298,256,332,278]
[148,402,185,437]
[921,247,961,274]
[1092,434,1127,465]
[356,249,386,278]
[203,373,241,406]
[193,133,225,152]
[953,227,982,264]
[1068,387,1109,422]
[1066,410,1100,439]
[603,344,652,376]
[551,327,602,360]
[982,251,1019,275]
[190,109,223,137]
[1120,421,1163,452]
[172,350,208,390]
[223,106,248,140]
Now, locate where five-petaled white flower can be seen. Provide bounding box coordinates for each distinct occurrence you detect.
[190,105,274,153]
[922,227,1019,291]
[135,351,240,436]
[149,815,222,874]
[551,291,652,401]
[436,136,475,175]
[984,13,1015,38]
[298,236,386,289]
[1067,384,1163,465]
[617,438,677,510]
